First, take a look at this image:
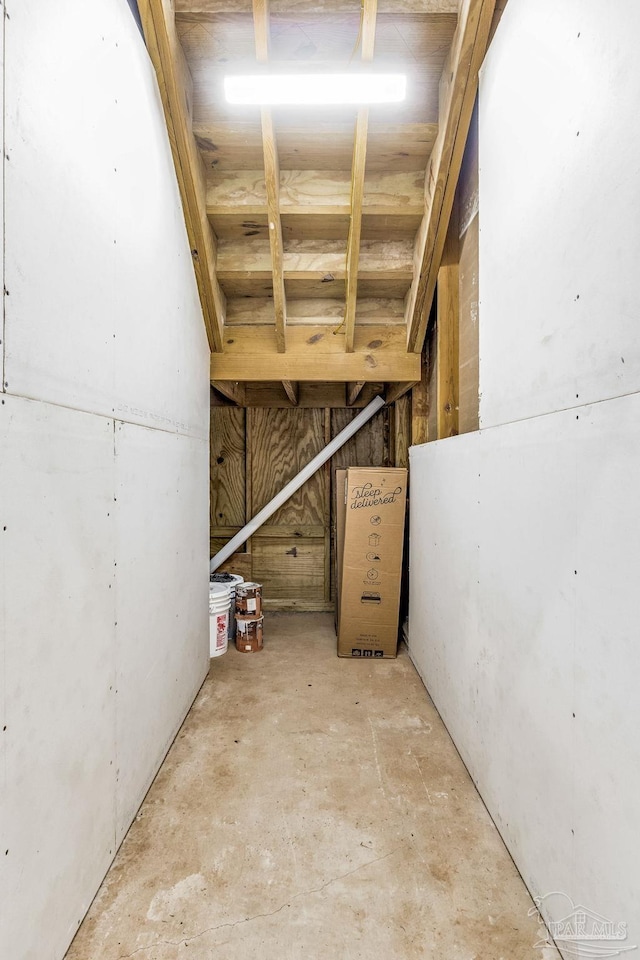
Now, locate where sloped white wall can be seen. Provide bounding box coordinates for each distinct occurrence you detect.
[409,0,640,953]
[0,3,210,959]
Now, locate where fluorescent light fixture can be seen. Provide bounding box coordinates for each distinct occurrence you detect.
[224,73,406,106]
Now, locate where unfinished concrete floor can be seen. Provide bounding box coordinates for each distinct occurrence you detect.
[66,613,558,960]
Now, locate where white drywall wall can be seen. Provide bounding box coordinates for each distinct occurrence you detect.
[0,2,210,959]
[478,0,640,429]
[409,0,640,954]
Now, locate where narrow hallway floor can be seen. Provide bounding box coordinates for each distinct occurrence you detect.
[66,613,558,960]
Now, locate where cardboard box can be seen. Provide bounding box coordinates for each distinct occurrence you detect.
[336,467,408,658]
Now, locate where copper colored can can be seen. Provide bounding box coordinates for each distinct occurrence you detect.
[235,615,264,653]
[235,581,262,618]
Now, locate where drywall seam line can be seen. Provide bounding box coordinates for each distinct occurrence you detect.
[0,389,209,442]
[477,386,640,434]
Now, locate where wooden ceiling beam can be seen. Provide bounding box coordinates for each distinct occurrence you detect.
[210,326,421,382]
[252,0,287,353]
[405,0,496,354]
[137,0,226,352]
[344,0,378,354]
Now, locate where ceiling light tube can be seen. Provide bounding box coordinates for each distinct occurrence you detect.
[224,73,407,106]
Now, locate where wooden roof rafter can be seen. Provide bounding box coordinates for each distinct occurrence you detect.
[344,0,378,354]
[405,0,496,354]
[138,0,226,352]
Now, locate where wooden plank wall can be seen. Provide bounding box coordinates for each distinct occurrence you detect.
[210,397,408,610]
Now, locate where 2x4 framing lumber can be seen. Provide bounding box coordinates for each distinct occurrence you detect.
[177,2,458,15]
[405,0,496,354]
[252,0,287,355]
[344,0,378,353]
[138,0,225,352]
[211,326,421,382]
[436,203,459,438]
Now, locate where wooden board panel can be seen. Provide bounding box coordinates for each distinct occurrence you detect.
[220,276,412,300]
[252,537,326,599]
[179,14,457,126]
[194,120,438,172]
[210,406,246,527]
[177,2,458,15]
[330,407,387,470]
[225,296,405,325]
[205,169,424,214]
[218,237,414,274]
[250,407,326,524]
[216,551,253,582]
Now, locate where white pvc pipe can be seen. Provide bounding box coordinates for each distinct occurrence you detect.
[210,394,385,572]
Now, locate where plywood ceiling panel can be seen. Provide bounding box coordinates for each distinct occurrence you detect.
[139,0,493,391]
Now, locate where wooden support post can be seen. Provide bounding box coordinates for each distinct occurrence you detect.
[436,203,459,439]
[411,353,429,446]
[393,394,411,468]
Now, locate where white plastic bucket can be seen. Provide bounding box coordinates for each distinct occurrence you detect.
[210,572,244,638]
[209,582,231,658]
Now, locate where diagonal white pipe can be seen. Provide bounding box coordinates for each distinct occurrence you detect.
[210,394,385,572]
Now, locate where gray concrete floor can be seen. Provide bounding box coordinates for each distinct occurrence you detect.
[66,613,558,960]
